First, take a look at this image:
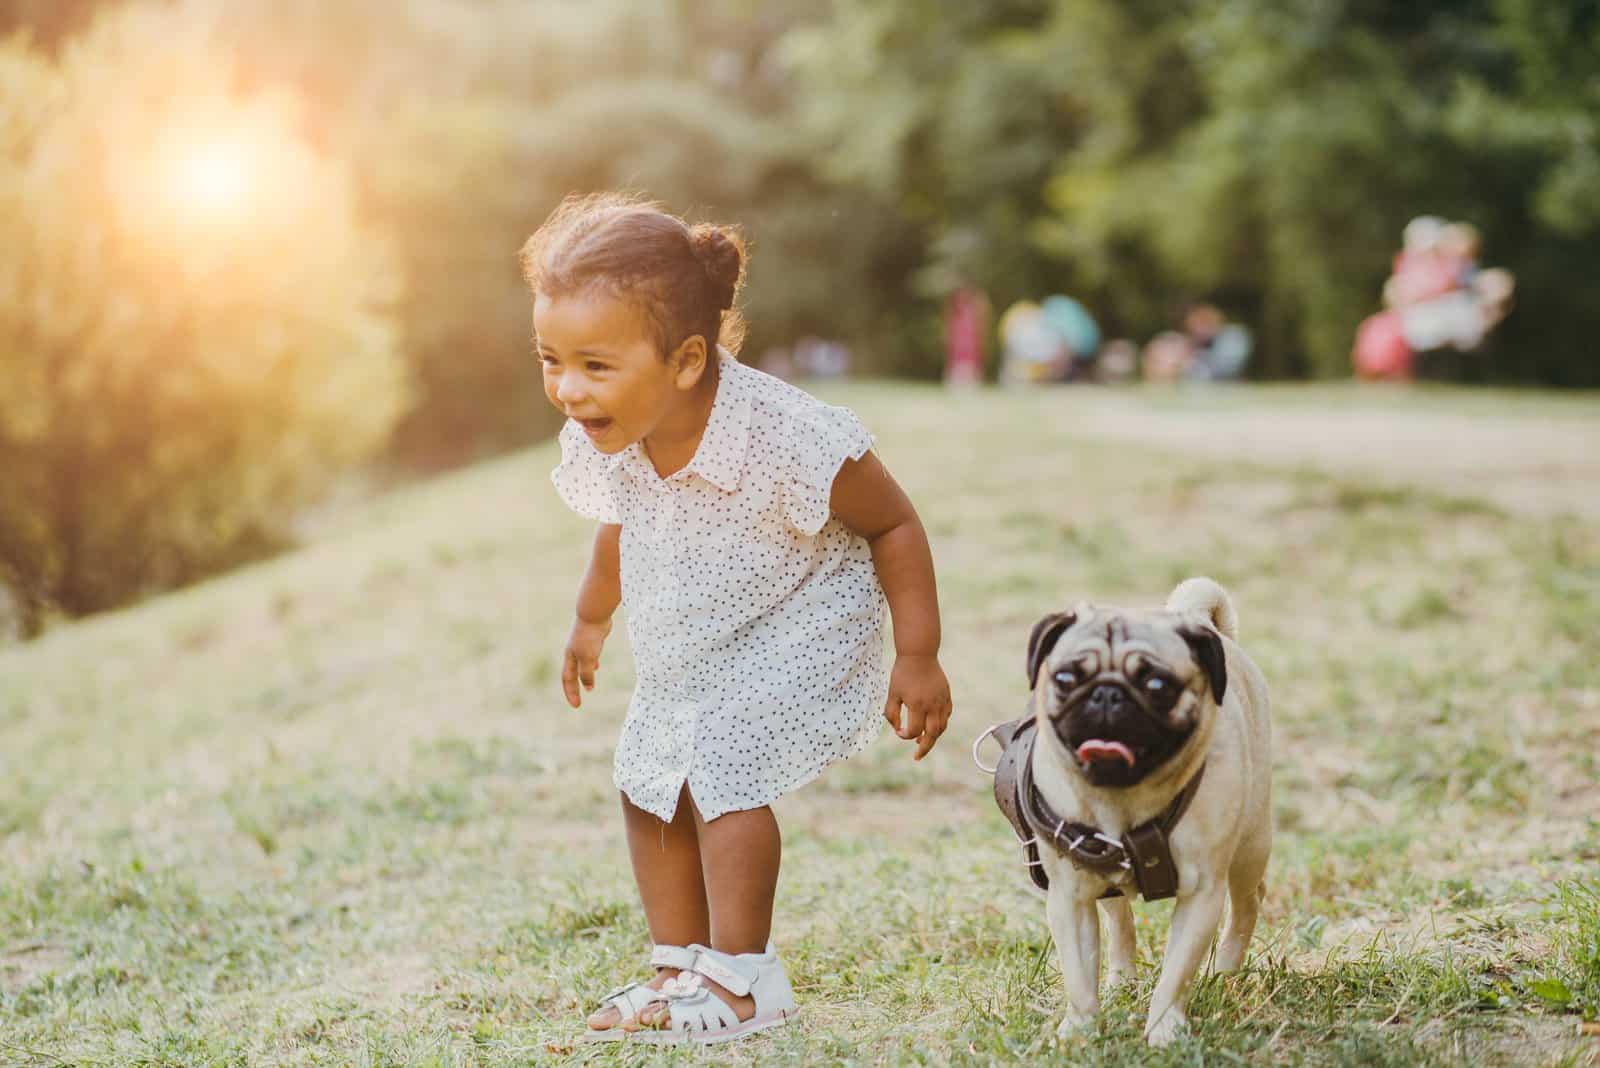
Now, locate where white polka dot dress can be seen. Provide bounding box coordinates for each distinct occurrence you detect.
[551,351,888,822]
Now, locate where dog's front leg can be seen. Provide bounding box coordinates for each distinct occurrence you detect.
[1143,879,1227,1046]
[1100,893,1137,987]
[1046,886,1101,1039]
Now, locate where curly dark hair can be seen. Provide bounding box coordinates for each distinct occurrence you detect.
[520,192,747,357]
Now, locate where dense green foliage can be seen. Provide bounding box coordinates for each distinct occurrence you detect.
[3,0,1596,390]
[788,0,1600,381]
[0,5,406,634]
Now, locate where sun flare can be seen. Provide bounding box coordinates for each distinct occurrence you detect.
[113,101,331,276]
[172,137,253,217]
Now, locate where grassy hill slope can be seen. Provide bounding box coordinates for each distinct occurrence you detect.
[3,383,1597,1066]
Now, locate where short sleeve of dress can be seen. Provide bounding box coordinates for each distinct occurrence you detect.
[550,420,621,524]
[781,404,875,536]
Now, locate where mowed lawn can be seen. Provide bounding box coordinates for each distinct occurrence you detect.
[2,383,1598,1067]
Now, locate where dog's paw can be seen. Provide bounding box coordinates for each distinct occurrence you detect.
[1054,1009,1096,1043]
[1212,940,1248,974]
[1143,1008,1187,1047]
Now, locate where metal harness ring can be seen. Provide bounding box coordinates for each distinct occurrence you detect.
[971,722,1007,775]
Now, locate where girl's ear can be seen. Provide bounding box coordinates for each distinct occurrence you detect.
[669,334,709,390]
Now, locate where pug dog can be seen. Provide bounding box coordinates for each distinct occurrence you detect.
[1026,577,1271,1046]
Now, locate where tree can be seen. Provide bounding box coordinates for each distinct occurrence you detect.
[0,5,409,632]
[1436,0,1600,384]
[782,0,1089,369]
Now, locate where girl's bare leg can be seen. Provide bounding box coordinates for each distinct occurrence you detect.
[697,802,780,955]
[588,785,710,1030]
[634,799,780,1027]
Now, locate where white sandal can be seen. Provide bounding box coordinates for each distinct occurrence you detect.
[632,942,798,1045]
[580,944,699,1043]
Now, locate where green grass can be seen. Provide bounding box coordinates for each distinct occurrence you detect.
[2,383,1599,1066]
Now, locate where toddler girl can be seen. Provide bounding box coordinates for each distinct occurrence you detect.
[523,193,952,1045]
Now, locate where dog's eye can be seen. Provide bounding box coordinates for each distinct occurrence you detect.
[1052,670,1077,688]
[1145,677,1166,693]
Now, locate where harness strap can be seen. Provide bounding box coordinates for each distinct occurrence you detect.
[988,717,1050,891]
[983,714,1206,901]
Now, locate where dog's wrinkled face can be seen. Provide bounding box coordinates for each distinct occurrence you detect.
[1027,606,1227,788]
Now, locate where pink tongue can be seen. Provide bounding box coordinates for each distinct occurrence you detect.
[1076,739,1136,768]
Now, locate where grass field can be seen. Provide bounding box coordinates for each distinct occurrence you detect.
[2,382,1598,1066]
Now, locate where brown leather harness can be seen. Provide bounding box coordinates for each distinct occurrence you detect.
[977,714,1205,901]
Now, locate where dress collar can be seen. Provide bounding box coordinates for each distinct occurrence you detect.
[608,349,750,491]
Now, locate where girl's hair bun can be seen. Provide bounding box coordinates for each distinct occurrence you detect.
[689,224,746,312]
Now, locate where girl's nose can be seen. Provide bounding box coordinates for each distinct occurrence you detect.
[554,373,586,406]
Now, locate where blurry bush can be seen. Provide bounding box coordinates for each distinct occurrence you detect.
[0,5,409,635]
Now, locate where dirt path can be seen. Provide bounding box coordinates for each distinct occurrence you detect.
[1048,388,1600,517]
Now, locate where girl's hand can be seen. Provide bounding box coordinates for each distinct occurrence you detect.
[884,653,953,761]
[562,617,612,708]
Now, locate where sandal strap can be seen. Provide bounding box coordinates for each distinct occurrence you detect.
[593,946,696,1019]
[685,946,758,997]
[596,980,656,1017]
[660,981,742,1034]
[644,944,798,1042]
[649,944,698,971]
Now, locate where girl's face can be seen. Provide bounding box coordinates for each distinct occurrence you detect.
[535,289,703,454]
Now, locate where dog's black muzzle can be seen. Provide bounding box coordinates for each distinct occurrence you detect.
[1050,678,1188,788]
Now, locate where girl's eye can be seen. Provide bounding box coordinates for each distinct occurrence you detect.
[584,360,608,373]
[539,353,558,367]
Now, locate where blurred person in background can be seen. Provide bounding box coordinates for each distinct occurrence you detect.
[998,300,1069,385]
[1141,331,1193,383]
[1095,339,1140,384]
[793,336,852,379]
[1182,304,1253,382]
[942,283,990,386]
[1139,304,1253,383]
[1357,215,1516,379]
[1039,294,1101,382]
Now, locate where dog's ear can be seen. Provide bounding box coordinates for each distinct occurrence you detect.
[1180,624,1228,704]
[1026,611,1077,686]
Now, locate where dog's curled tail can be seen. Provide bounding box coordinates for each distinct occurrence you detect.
[1166,577,1238,640]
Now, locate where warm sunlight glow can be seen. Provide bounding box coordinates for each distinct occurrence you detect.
[113,100,335,281]
[172,138,254,217]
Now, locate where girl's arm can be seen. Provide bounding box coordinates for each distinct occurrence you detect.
[576,523,622,623]
[563,523,621,708]
[831,454,952,759]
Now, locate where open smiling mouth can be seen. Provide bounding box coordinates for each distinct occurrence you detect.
[574,416,613,436]
[1074,738,1144,769]
[1062,718,1194,783]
